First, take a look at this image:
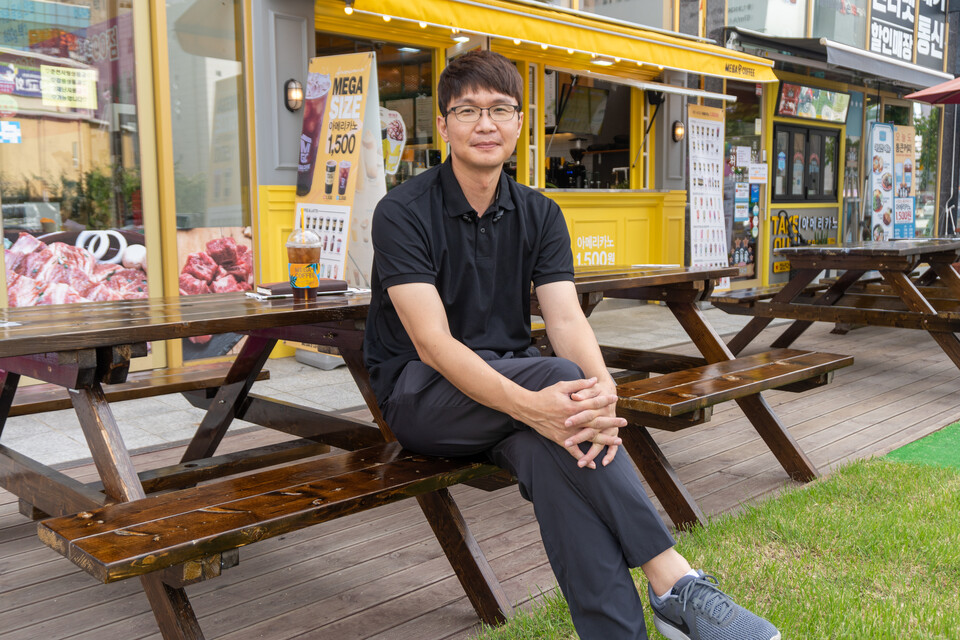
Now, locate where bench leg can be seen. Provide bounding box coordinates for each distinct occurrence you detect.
[142,577,205,640]
[734,394,817,482]
[619,427,706,530]
[181,335,276,462]
[669,302,818,484]
[0,370,21,434]
[726,317,774,355]
[70,384,208,639]
[770,269,866,350]
[418,489,513,625]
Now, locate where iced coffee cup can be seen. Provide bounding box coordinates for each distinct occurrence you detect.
[380,108,406,175]
[324,160,337,194]
[286,227,322,300]
[296,73,332,196]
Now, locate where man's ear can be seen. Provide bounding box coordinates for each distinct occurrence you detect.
[437,113,449,143]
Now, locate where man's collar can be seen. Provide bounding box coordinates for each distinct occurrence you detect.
[440,158,516,218]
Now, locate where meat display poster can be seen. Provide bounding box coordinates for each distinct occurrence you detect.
[687,104,729,289]
[177,228,253,360]
[294,52,386,289]
[869,122,895,240]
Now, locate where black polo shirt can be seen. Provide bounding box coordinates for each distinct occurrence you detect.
[363,159,574,405]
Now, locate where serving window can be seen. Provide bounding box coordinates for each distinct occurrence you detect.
[543,70,632,189]
[773,124,839,202]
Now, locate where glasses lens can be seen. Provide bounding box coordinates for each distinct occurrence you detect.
[490,105,516,121]
[455,106,480,122]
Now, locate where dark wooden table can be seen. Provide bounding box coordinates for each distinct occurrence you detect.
[716,239,960,369]
[0,268,826,637]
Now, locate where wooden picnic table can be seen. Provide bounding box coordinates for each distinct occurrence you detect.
[1,266,851,639]
[714,239,960,370]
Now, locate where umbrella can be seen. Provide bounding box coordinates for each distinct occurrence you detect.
[906,76,960,104]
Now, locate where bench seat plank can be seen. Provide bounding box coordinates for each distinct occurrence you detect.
[617,349,853,417]
[38,442,498,583]
[10,363,269,417]
[710,282,829,305]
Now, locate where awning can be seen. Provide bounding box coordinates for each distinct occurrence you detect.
[728,27,952,90]
[346,0,777,83]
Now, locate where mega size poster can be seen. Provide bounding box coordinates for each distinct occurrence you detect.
[293,52,386,287]
[688,104,729,289]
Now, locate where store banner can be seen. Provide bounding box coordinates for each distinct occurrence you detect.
[869,122,895,241]
[293,52,386,287]
[893,124,916,239]
[687,104,728,289]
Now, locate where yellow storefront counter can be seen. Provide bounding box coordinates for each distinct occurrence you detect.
[544,190,686,267]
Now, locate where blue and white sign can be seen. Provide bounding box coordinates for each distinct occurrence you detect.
[894,197,916,239]
[0,120,21,144]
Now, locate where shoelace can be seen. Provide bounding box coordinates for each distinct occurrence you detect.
[674,574,735,623]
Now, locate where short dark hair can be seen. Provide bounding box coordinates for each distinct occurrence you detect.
[437,50,523,116]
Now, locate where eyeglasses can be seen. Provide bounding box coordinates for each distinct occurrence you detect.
[446,104,520,123]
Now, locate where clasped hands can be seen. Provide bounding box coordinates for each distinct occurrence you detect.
[514,377,626,469]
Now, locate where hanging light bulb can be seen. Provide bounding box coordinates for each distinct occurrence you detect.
[540,43,548,50]
[382,14,391,22]
[567,48,574,54]
[419,21,427,28]
[343,1,354,15]
[513,38,521,45]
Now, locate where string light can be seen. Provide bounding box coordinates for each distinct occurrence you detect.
[341,9,682,75]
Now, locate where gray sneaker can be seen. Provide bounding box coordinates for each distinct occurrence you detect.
[647,571,781,640]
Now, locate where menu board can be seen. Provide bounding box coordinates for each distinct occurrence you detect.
[687,105,728,289]
[777,83,850,123]
[294,52,386,287]
[869,122,895,240]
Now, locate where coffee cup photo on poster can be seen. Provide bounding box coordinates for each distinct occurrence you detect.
[297,73,332,196]
[380,107,406,175]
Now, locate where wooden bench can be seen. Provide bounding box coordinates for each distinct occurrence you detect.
[710,282,830,306]
[612,348,853,529]
[8,362,270,417]
[37,441,501,584]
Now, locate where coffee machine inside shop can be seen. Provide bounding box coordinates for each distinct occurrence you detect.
[547,137,588,188]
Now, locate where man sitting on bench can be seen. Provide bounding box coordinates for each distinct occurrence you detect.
[363,50,780,640]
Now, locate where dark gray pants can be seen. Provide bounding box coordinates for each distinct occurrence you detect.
[382,351,675,640]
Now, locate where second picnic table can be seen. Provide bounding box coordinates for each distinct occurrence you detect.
[713,239,960,370]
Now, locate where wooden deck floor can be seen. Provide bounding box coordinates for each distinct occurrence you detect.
[3,321,959,639]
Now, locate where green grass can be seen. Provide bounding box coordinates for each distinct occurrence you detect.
[474,459,960,639]
[887,422,960,470]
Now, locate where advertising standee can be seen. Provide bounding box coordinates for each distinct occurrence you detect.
[292,53,387,289]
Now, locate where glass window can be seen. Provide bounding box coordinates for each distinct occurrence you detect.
[314,34,437,190]
[791,132,806,197]
[727,0,808,37]
[812,0,867,47]
[1,0,149,308]
[544,71,631,189]
[773,124,840,202]
[580,0,673,31]
[822,134,836,198]
[775,131,789,198]
[914,104,940,238]
[167,0,252,360]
